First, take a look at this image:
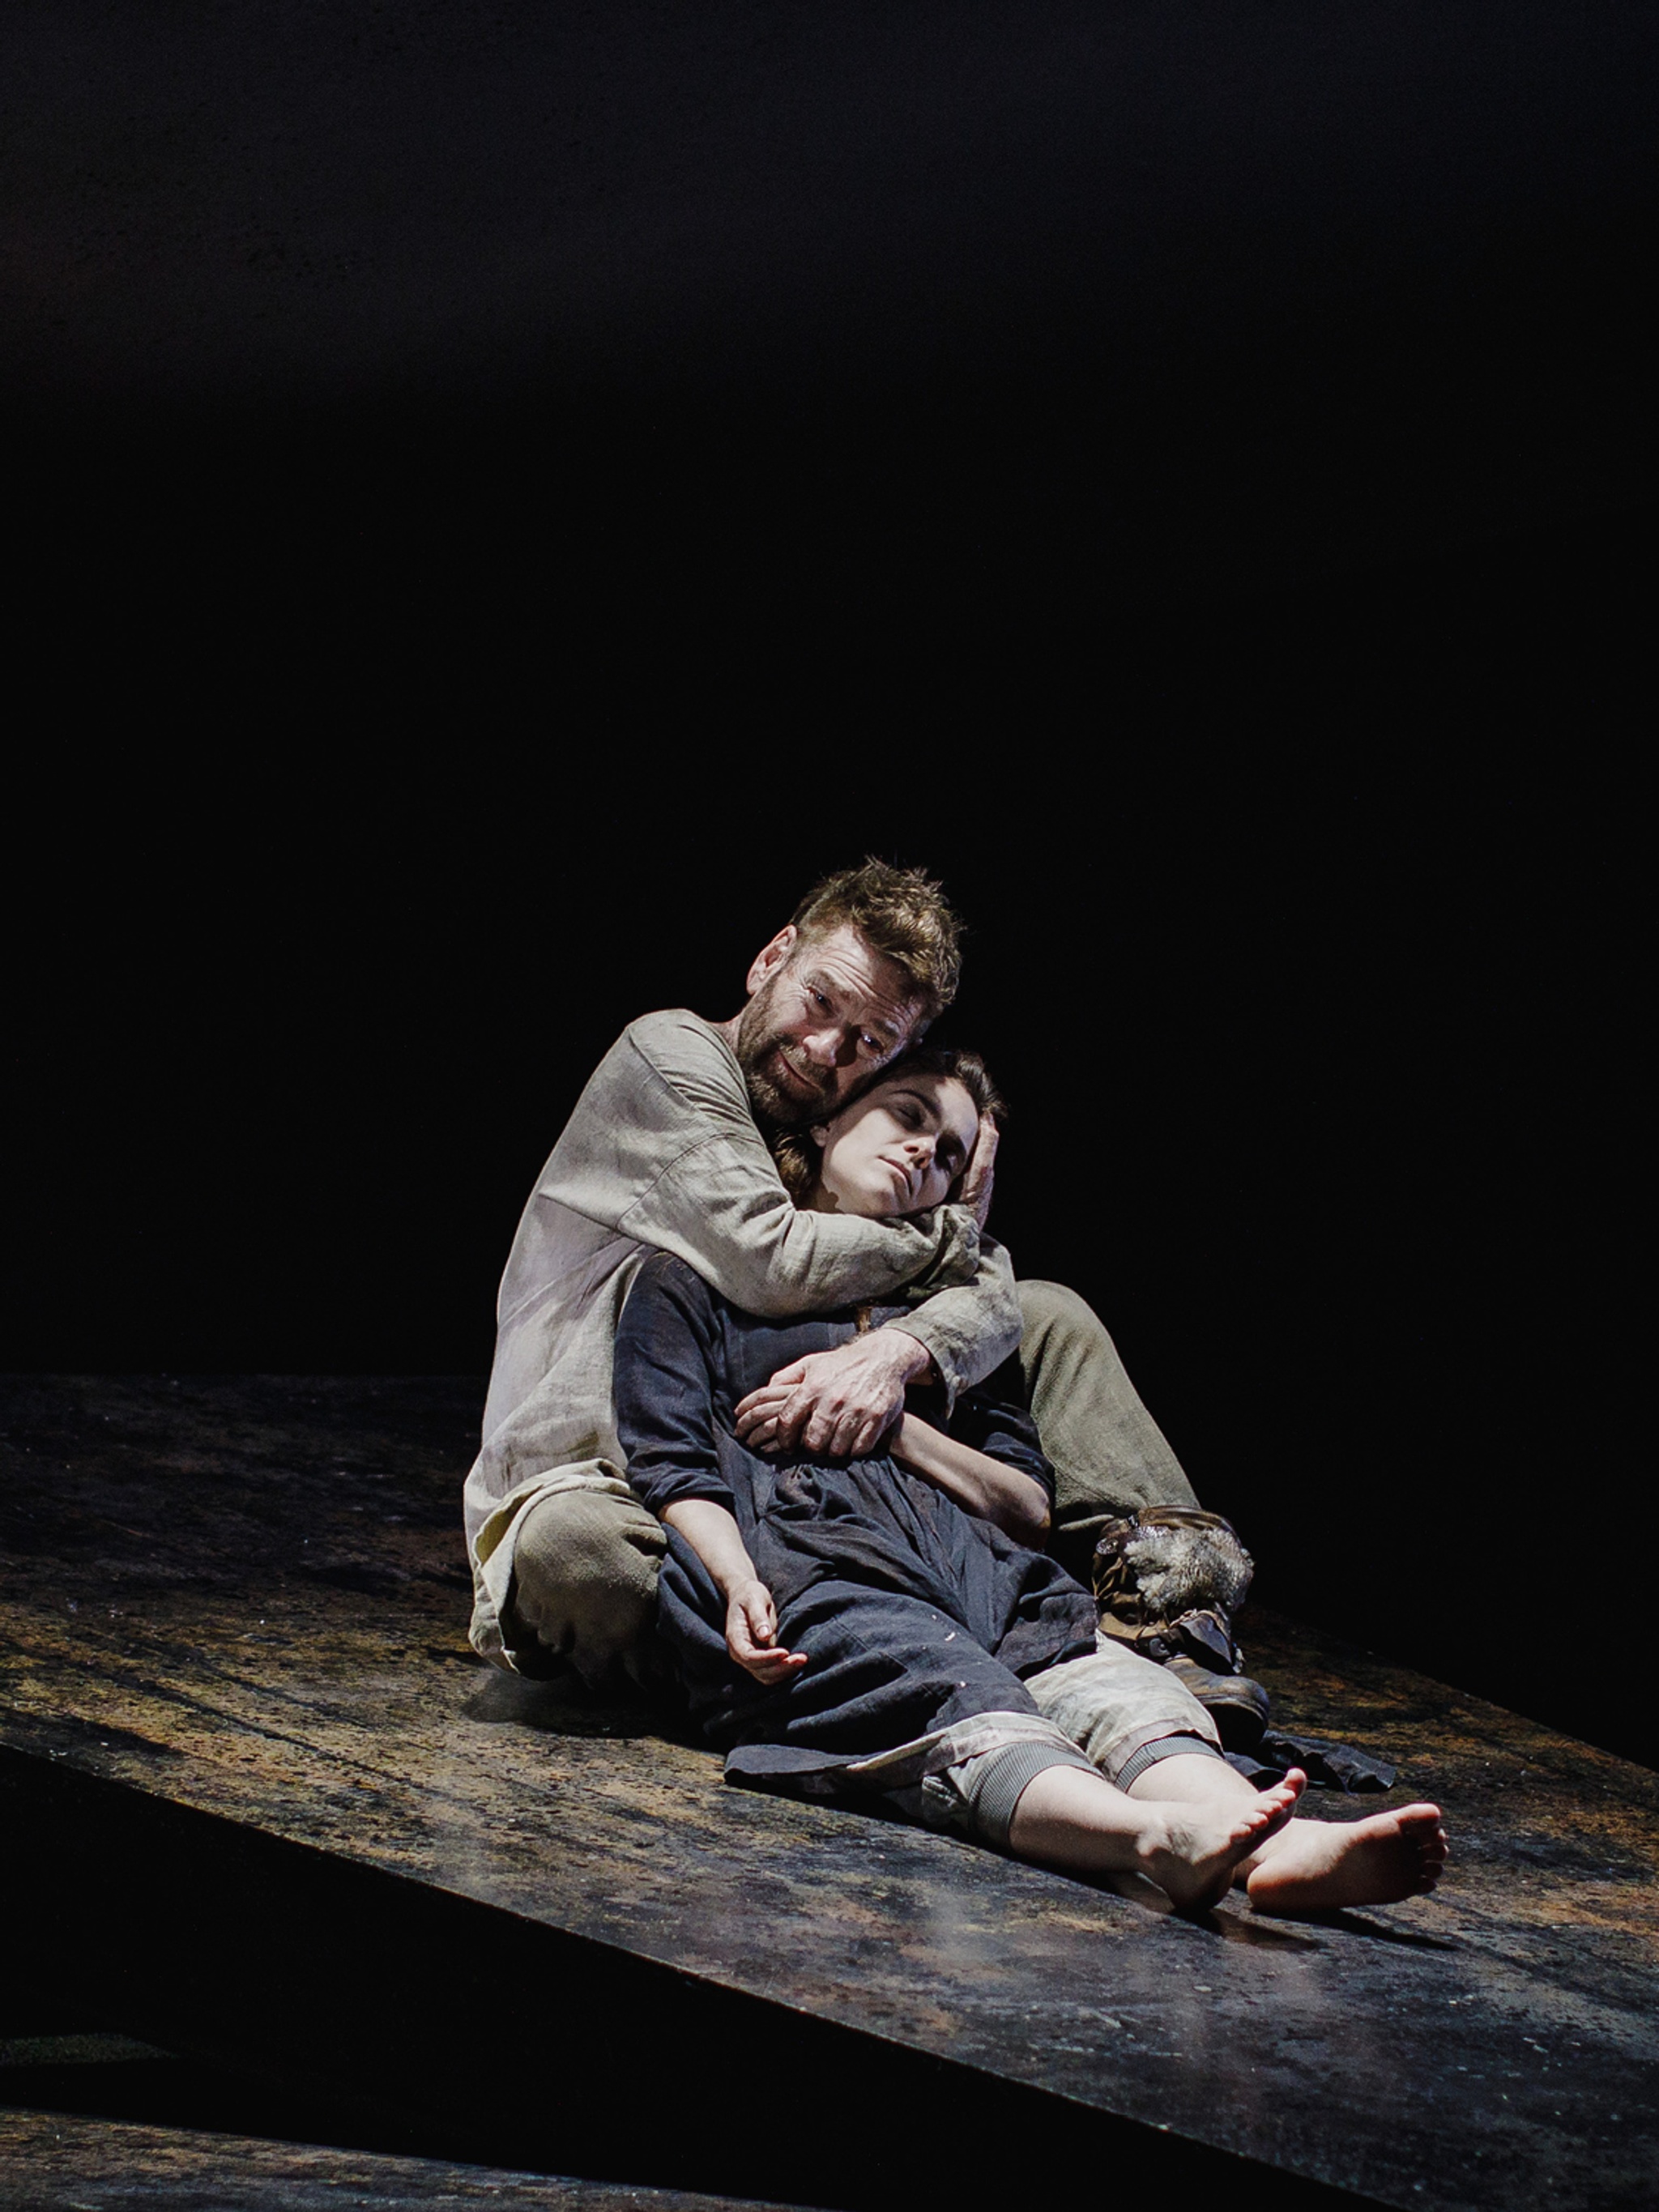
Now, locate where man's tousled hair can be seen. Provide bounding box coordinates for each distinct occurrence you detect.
[790,858,963,1020]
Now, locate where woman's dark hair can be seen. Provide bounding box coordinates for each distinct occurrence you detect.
[771,1047,1007,1205]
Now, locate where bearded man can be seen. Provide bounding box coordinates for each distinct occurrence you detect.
[465,860,1237,1722]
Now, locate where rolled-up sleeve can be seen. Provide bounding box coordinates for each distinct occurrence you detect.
[890,1235,1022,1411]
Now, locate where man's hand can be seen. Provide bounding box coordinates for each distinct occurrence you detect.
[725,1578,807,1683]
[734,1327,934,1458]
[958,1112,999,1230]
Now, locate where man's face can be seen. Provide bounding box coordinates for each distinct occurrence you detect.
[734,923,927,1126]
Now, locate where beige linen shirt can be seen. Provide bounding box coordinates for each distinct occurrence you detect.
[465,1010,1021,1664]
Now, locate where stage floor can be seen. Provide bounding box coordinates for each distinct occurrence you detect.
[0,2108,806,2212]
[2,1375,1655,2210]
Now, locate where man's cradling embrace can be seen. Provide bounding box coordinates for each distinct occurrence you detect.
[463,861,1447,1914]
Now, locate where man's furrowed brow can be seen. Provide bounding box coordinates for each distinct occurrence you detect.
[847,985,911,1043]
[799,966,843,1009]
[804,966,903,1040]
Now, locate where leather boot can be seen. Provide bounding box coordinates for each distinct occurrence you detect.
[1092,1507,1270,1752]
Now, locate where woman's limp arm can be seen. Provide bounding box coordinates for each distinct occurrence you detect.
[660,1498,807,1683]
[888,1414,1051,1543]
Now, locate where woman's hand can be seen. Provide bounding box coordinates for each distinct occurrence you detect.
[725,1579,808,1683]
[661,1499,807,1683]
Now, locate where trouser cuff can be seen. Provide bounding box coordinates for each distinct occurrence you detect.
[1112,1731,1227,1793]
[955,1737,1098,1851]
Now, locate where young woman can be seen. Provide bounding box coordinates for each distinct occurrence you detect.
[615,1051,1448,1914]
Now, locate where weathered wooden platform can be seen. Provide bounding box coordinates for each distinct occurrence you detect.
[2,1377,1656,2211]
[0,2109,804,2212]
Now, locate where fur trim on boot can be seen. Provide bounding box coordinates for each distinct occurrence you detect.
[1092,1507,1255,1673]
[1093,1509,1269,1750]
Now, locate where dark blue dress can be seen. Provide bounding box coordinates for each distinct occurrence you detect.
[614,1250,1098,1795]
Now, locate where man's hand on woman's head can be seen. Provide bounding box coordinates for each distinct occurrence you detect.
[725,1579,807,1682]
[957,1112,999,1231]
[734,1328,935,1459]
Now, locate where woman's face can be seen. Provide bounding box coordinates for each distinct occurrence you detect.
[811,1072,979,1217]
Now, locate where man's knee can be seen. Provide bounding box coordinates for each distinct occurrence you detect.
[507,1490,666,1687]
[1016,1278,1102,1369]
[1016,1276,1200,1544]
[1017,1279,1136,1418]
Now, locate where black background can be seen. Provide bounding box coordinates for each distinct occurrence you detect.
[5,0,1652,1767]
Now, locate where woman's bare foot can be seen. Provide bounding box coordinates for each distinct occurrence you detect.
[1244,1802,1448,1915]
[1142,1772,1306,1912]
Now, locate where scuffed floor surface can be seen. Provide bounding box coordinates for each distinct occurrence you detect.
[0,2109,806,2212]
[2,1375,1656,2210]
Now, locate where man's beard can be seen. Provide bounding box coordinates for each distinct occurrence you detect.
[734,988,836,1127]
